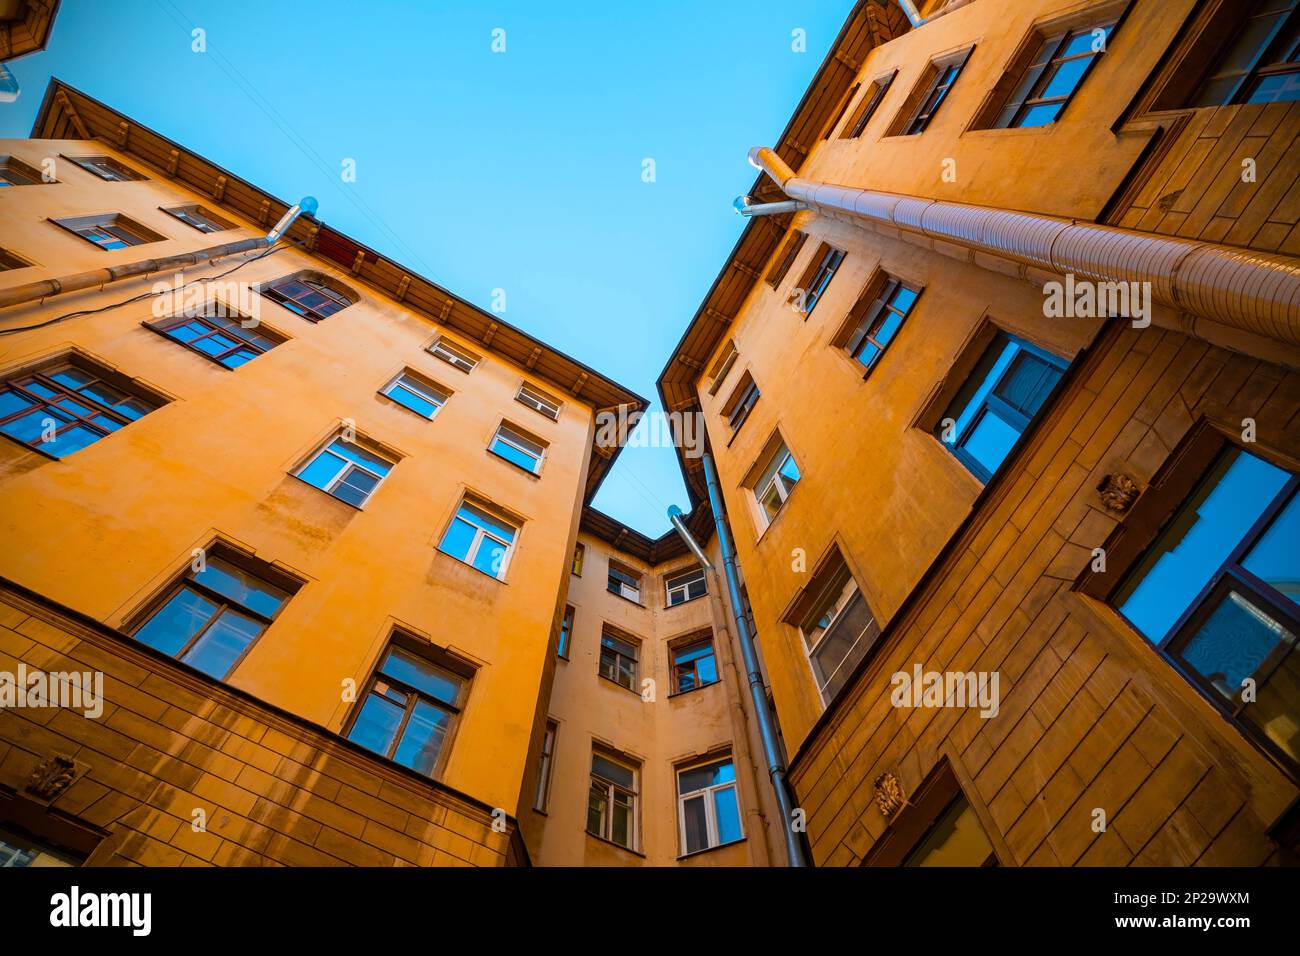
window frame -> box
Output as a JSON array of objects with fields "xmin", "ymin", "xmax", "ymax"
[
  {"xmin": 607, "ymin": 561, "xmax": 643, "ymax": 604},
  {"xmin": 428, "ymin": 337, "xmax": 480, "ymax": 373},
  {"xmin": 835, "ymin": 274, "xmax": 922, "ymax": 375},
  {"xmin": 789, "ymin": 242, "xmax": 846, "ymax": 317},
  {"xmin": 533, "ymin": 720, "xmax": 559, "ymax": 812},
  {"xmin": 489, "ymin": 421, "xmax": 547, "ymax": 475},
  {"xmin": 148, "ymin": 309, "xmax": 285, "ymax": 370},
  {"xmin": 0, "ymin": 155, "xmax": 46, "ymax": 186},
  {"xmin": 891, "ymin": 48, "xmax": 975, "ymax": 136},
  {"xmin": 863, "ymin": 760, "xmax": 999, "ymax": 867},
  {"xmin": 842, "ymin": 71, "xmax": 897, "ymax": 138},
  {"xmin": 294, "ymin": 435, "xmax": 395, "ymax": 509},
  {"xmin": 598, "ymin": 626, "xmax": 640, "ymax": 691},
  {"xmin": 65, "ymin": 154, "xmax": 146, "ymax": 182},
  {"xmin": 671, "ymin": 635, "xmax": 719, "ymax": 695},
  {"xmin": 665, "ymin": 566, "xmax": 708, "ymax": 607},
  {"xmin": 747, "ymin": 438, "xmax": 802, "ymax": 533},
  {"xmin": 380, "ymin": 370, "xmax": 450, "ymax": 420},
  {"xmin": 50, "ymin": 213, "xmax": 164, "ymax": 251},
  {"xmin": 720, "ymin": 370, "xmax": 760, "ymax": 434},
  {"xmin": 986, "ymin": 21, "xmax": 1116, "ymax": 129},
  {"xmin": 1100, "ymin": 435, "xmax": 1300, "ymax": 777},
  {"xmin": 438, "ymin": 499, "xmax": 519, "ymax": 581},
  {"xmin": 796, "ymin": 563, "xmax": 881, "ymax": 705},
  {"xmin": 259, "ymin": 273, "xmax": 354, "ymax": 322},
  {"xmin": 126, "ymin": 549, "xmax": 297, "ymax": 682},
  {"xmin": 1190, "ymin": 0, "xmax": 1300, "ymax": 107},
  {"xmin": 572, "ymin": 542, "xmax": 586, "ymax": 577},
  {"xmin": 160, "ymin": 203, "xmax": 236, "ymax": 234},
  {"xmin": 676, "ymin": 756, "xmax": 743, "ymax": 855},
  {"xmin": 516, "ymin": 383, "xmax": 562, "ymax": 421},
  {"xmin": 765, "ymin": 232, "xmax": 807, "ymax": 290},
  {"xmin": 587, "ymin": 749, "xmax": 639, "ymax": 851},
  {"xmin": 342, "ymin": 638, "xmax": 470, "ymax": 781},
  {"xmin": 557, "ymin": 605, "xmax": 575, "ymax": 659},
  {"xmin": 0, "ymin": 360, "xmax": 160, "ymax": 458},
  {"xmin": 0, "ymin": 247, "xmax": 33, "ymax": 271}
]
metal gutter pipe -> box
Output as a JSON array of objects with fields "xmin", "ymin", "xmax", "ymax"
[
  {"xmin": 747, "ymin": 145, "xmax": 1300, "ymax": 347},
  {"xmin": 0, "ymin": 196, "xmax": 319, "ymax": 312},
  {"xmin": 666, "ymin": 505, "xmax": 715, "ymax": 572},
  {"xmin": 733, "ymin": 195, "xmax": 809, "ymax": 218},
  {"xmin": 696, "ymin": 452, "xmax": 809, "ymax": 867}
]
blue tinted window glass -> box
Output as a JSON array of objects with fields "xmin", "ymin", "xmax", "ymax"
[
  {"xmin": 1180, "ymin": 590, "xmax": 1291, "ymax": 699},
  {"xmin": 952, "ymin": 341, "xmax": 1017, "ymax": 441},
  {"xmin": 714, "ymin": 786, "xmax": 742, "ymax": 843},
  {"xmin": 962, "ymin": 410, "xmax": 1021, "ymax": 478},
  {"xmin": 389, "ymin": 384, "xmax": 439, "ymax": 418},
  {"xmin": 393, "ymin": 699, "xmax": 452, "ymax": 776},
  {"xmin": 0, "ymin": 388, "xmax": 33, "ymax": 418},
  {"xmin": 329, "ymin": 440, "xmax": 391, "ymax": 476},
  {"xmin": 1041, "ymin": 54, "xmax": 1091, "ymax": 99},
  {"xmin": 380, "ymin": 648, "xmax": 461, "ymax": 704},
  {"xmin": 1120, "ymin": 450, "xmax": 1289, "ymax": 642},
  {"xmin": 348, "ymin": 693, "xmax": 404, "ymax": 757},
  {"xmin": 298, "ymin": 450, "xmax": 345, "ymax": 490},
  {"xmin": 1242, "ymin": 492, "xmax": 1300, "ymax": 608},
  {"xmin": 181, "ymin": 609, "xmax": 262, "ymax": 679},
  {"xmin": 1018, "ymin": 103, "xmax": 1064, "ymax": 127},
  {"xmin": 472, "ymin": 538, "xmax": 508, "ymax": 577},
  {"xmin": 439, "ymin": 517, "xmax": 477, "ymax": 561},
  {"xmin": 46, "ymin": 425, "xmax": 101, "ymax": 458},
  {"xmin": 491, "ymin": 436, "xmax": 539, "ymax": 472},
  {"xmin": 460, "ymin": 504, "xmax": 515, "ymax": 543},
  {"xmin": 134, "ymin": 587, "xmax": 218, "ymax": 658}
]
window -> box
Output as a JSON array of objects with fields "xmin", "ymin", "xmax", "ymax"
[
  {"xmin": 836, "ymin": 275, "xmax": 921, "ymax": 373},
  {"xmin": 864, "ymin": 761, "xmax": 997, "ymax": 866},
  {"xmin": 52, "ymin": 213, "xmax": 163, "ymax": 250},
  {"xmin": 842, "ymin": 72, "xmax": 896, "ymax": 138},
  {"xmin": 572, "ymin": 542, "xmax": 585, "ymax": 577},
  {"xmin": 748, "ymin": 439, "xmax": 801, "ymax": 529},
  {"xmin": 296, "ymin": 435, "xmax": 394, "ymax": 508},
  {"xmin": 790, "ymin": 242, "xmax": 845, "ymax": 316},
  {"xmin": 936, "ymin": 332, "xmax": 1067, "ymax": 483},
  {"xmin": 783, "ymin": 548, "xmax": 881, "ymax": 704},
  {"xmin": 558, "ymin": 605, "xmax": 575, "ymax": 658},
  {"xmin": 131, "ymin": 553, "xmax": 294, "ymax": 681},
  {"xmin": 161, "ymin": 204, "xmax": 234, "ymax": 233},
  {"xmin": 68, "ymin": 155, "xmax": 145, "ymax": 181},
  {"xmin": 824, "ymin": 82, "xmax": 861, "ymax": 139},
  {"xmin": 672, "ymin": 636, "xmax": 718, "ymax": 693},
  {"xmin": 766, "ymin": 232, "xmax": 807, "ymax": 289},
  {"xmin": 381, "ymin": 371, "xmax": 448, "ymax": 419},
  {"xmin": 588, "ymin": 749, "xmax": 638, "ymax": 850},
  {"xmin": 0, "ymin": 826, "xmax": 79, "ymax": 867},
  {"xmin": 516, "ymin": 383, "xmax": 562, "ymax": 421},
  {"xmin": 678, "ymin": 757, "xmax": 742, "ymax": 854},
  {"xmin": 0, "ymin": 248, "xmax": 32, "ymax": 271},
  {"xmin": 1114, "ymin": 446, "xmax": 1299, "ymax": 767},
  {"xmin": 0, "ymin": 155, "xmax": 43, "ymax": 186},
  {"xmin": 599, "ymin": 627, "xmax": 639, "ymax": 690},
  {"xmin": 990, "ymin": 22, "xmax": 1114, "ymax": 128},
  {"xmin": 1193, "ymin": 0, "xmax": 1300, "ymax": 106},
  {"xmin": 534, "ymin": 720, "xmax": 558, "ymax": 811},
  {"xmin": 260, "ymin": 273, "xmax": 353, "ymax": 321},
  {"xmin": 490, "ymin": 422, "xmax": 547, "ymax": 474},
  {"xmin": 0, "ymin": 361, "xmax": 158, "ymax": 458},
  {"xmin": 666, "ymin": 566, "xmax": 707, "ymax": 606},
  {"xmin": 707, "ymin": 340, "xmax": 739, "ymax": 395},
  {"xmin": 894, "ymin": 48, "xmax": 974, "ymax": 135},
  {"xmin": 428, "ymin": 337, "xmax": 480, "ymax": 373},
  {"xmin": 721, "ymin": 370, "xmax": 760, "ymax": 433},
  {"xmin": 607, "ymin": 561, "xmax": 642, "ymax": 603},
  {"xmin": 150, "ymin": 310, "xmax": 283, "ymax": 369},
  {"xmin": 439, "ymin": 499, "xmax": 518, "ymax": 580},
  {"xmin": 346, "ymin": 642, "xmax": 467, "ymax": 778}
]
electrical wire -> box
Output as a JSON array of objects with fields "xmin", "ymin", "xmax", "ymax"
[{"xmin": 0, "ymin": 238, "xmax": 298, "ymax": 336}]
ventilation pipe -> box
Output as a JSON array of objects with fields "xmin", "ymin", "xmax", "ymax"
[
  {"xmin": 0, "ymin": 196, "xmax": 319, "ymax": 312},
  {"xmin": 667, "ymin": 505, "xmax": 714, "ymax": 572},
  {"xmin": 896, "ymin": 0, "xmax": 925, "ymax": 26},
  {"xmin": 672, "ymin": 454, "xmax": 809, "ymax": 867},
  {"xmin": 733, "ymin": 195, "xmax": 809, "ymax": 218},
  {"xmin": 747, "ymin": 145, "xmax": 1300, "ymax": 348}
]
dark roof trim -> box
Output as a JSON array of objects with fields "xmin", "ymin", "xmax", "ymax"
[{"xmin": 580, "ymin": 503, "xmax": 714, "ymax": 567}]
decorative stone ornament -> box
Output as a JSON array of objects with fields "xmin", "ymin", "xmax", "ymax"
[
  {"xmin": 1097, "ymin": 473, "xmax": 1141, "ymax": 514},
  {"xmin": 25, "ymin": 753, "xmax": 88, "ymax": 801},
  {"xmin": 873, "ymin": 772, "xmax": 908, "ymax": 818}
]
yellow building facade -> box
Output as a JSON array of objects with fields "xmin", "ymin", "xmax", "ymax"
[{"xmin": 3, "ymin": 0, "xmax": 1300, "ymax": 869}]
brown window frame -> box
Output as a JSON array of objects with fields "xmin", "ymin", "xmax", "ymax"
[
  {"xmin": 889, "ymin": 47, "xmax": 975, "ymax": 136},
  {"xmin": 984, "ymin": 20, "xmax": 1117, "ymax": 129},
  {"xmin": 147, "ymin": 309, "xmax": 286, "ymax": 370},
  {"xmin": 259, "ymin": 272, "xmax": 355, "ymax": 322},
  {"xmin": 572, "ymin": 542, "xmax": 585, "ymax": 577},
  {"xmin": 0, "ymin": 154, "xmax": 47, "ymax": 186},
  {"xmin": 50, "ymin": 212, "xmax": 165, "ymax": 251},
  {"xmin": 823, "ymin": 82, "xmax": 861, "ymax": 139},
  {"xmin": 720, "ymin": 370, "xmax": 760, "ymax": 434},
  {"xmin": 765, "ymin": 231, "xmax": 808, "ymax": 289},
  {"xmin": 160, "ymin": 203, "xmax": 235, "ymax": 234},
  {"xmin": 558, "ymin": 604, "xmax": 575, "ymax": 659},
  {"xmin": 64, "ymin": 154, "xmax": 147, "ymax": 182},
  {"xmin": 833, "ymin": 272, "xmax": 923, "ymax": 376},
  {"xmin": 670, "ymin": 633, "xmax": 719, "ymax": 695},
  {"xmin": 598, "ymin": 625, "xmax": 641, "ymax": 691},
  {"xmin": 0, "ymin": 247, "xmax": 34, "ymax": 271},
  {"xmin": 789, "ymin": 242, "xmax": 845, "ymax": 317},
  {"xmin": 862, "ymin": 759, "xmax": 999, "ymax": 866},
  {"xmin": 1189, "ymin": 0, "xmax": 1300, "ymax": 107},
  {"xmin": 841, "ymin": 71, "xmax": 897, "ymax": 139}
]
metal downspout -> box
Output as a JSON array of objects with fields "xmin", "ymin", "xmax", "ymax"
[
  {"xmin": 700, "ymin": 451, "xmax": 808, "ymax": 867},
  {"xmin": 747, "ymin": 145, "xmax": 1300, "ymax": 347}
]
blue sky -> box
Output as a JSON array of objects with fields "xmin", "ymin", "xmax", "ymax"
[{"xmin": 1, "ymin": 0, "xmax": 853, "ymax": 536}]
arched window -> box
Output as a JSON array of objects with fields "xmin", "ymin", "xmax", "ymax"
[{"xmin": 259, "ymin": 271, "xmax": 355, "ymax": 321}]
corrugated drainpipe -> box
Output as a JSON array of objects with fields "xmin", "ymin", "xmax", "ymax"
[
  {"xmin": 0, "ymin": 197, "xmax": 319, "ymax": 311},
  {"xmin": 747, "ymin": 146, "xmax": 1300, "ymax": 350},
  {"xmin": 670, "ymin": 453, "xmax": 809, "ymax": 867}
]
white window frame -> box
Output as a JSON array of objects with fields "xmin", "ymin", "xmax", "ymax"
[
  {"xmin": 752, "ymin": 442, "xmax": 800, "ymax": 530},
  {"xmin": 516, "ymin": 383, "xmax": 562, "ymax": 420},
  {"xmin": 677, "ymin": 757, "xmax": 742, "ymax": 854},
  {"xmin": 589, "ymin": 751, "xmax": 639, "ymax": 850},
  {"xmin": 665, "ymin": 566, "xmax": 707, "ymax": 606},
  {"xmin": 533, "ymin": 720, "xmax": 558, "ymax": 812},
  {"xmin": 381, "ymin": 371, "xmax": 448, "ymax": 419},
  {"xmin": 441, "ymin": 501, "xmax": 518, "ymax": 580},
  {"xmin": 801, "ymin": 573, "xmax": 875, "ymax": 703},
  {"xmin": 607, "ymin": 562, "xmax": 642, "ymax": 603},
  {"xmin": 490, "ymin": 423, "xmax": 547, "ymax": 474},
  {"xmin": 429, "ymin": 337, "xmax": 480, "ymax": 373},
  {"xmin": 296, "ymin": 438, "xmax": 393, "ymax": 508}
]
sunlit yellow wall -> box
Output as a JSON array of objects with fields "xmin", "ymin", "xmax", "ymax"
[{"xmin": 0, "ymin": 138, "xmax": 598, "ymax": 817}]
